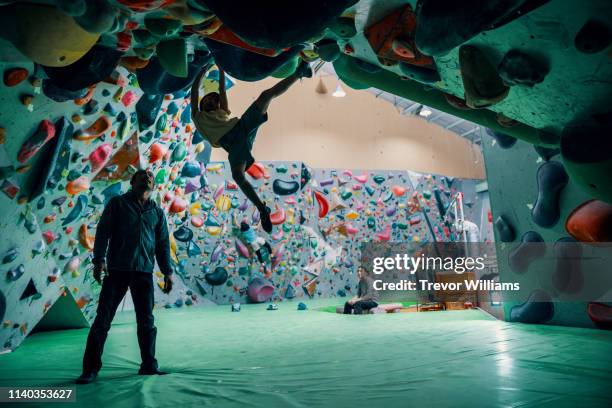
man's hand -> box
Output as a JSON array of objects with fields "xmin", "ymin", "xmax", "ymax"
[
  {"xmin": 348, "ymin": 297, "xmax": 359, "ymax": 305},
  {"xmin": 93, "ymin": 261, "xmax": 107, "ymax": 284},
  {"xmin": 163, "ymin": 274, "xmax": 174, "ymax": 294}
]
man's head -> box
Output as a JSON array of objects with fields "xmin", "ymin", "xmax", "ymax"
[
  {"xmin": 131, "ymin": 168, "xmax": 154, "ymax": 194},
  {"xmin": 200, "ymin": 92, "xmax": 220, "ymax": 112},
  {"xmin": 357, "ymin": 266, "xmax": 368, "ymax": 280},
  {"xmin": 240, "ymin": 221, "xmax": 250, "ymax": 232}
]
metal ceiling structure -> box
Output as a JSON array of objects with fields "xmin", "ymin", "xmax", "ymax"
[{"xmin": 320, "ymin": 63, "xmax": 482, "ymax": 145}]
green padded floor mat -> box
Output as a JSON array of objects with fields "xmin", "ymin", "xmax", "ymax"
[{"xmin": 1, "ymin": 301, "xmax": 611, "ymax": 408}]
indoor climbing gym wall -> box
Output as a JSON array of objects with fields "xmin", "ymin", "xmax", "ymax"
[
  {"xmin": 482, "ymin": 129, "xmax": 612, "ymax": 329},
  {"xmin": 0, "ymin": 55, "xmax": 486, "ymax": 352}
]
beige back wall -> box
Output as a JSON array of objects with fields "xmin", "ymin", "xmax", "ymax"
[{"xmin": 211, "ymin": 76, "xmax": 485, "ymax": 179}]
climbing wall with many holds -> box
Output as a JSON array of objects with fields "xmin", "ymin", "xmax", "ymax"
[
  {"xmin": 482, "ymin": 129, "xmax": 612, "ymax": 329},
  {"xmin": 1, "ymin": 57, "xmax": 487, "ymax": 351}
]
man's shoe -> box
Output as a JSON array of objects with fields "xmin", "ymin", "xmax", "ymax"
[
  {"xmin": 260, "ymin": 206, "xmax": 273, "ymax": 233},
  {"xmin": 75, "ymin": 371, "xmax": 98, "ymax": 384},
  {"xmin": 138, "ymin": 368, "xmax": 169, "ymax": 375},
  {"xmin": 296, "ymin": 60, "xmax": 313, "ymax": 78}
]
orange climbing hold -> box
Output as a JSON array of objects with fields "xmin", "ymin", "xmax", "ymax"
[
  {"xmin": 565, "ymin": 200, "xmax": 612, "ymax": 243},
  {"xmin": 392, "ymin": 185, "xmax": 407, "ymax": 197},
  {"xmin": 246, "ymin": 162, "xmax": 267, "ymax": 179},
  {"xmin": 149, "ymin": 143, "xmax": 168, "ymax": 163},
  {"xmin": 74, "ymin": 116, "xmax": 111, "ymax": 141},
  {"xmin": 364, "ymin": 4, "xmax": 434, "ymax": 68},
  {"xmin": 66, "ymin": 176, "xmax": 90, "ymax": 195},
  {"xmin": 78, "ymin": 224, "xmax": 95, "ymax": 251}
]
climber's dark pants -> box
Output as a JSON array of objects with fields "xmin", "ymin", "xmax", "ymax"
[
  {"xmin": 255, "ymin": 242, "xmax": 273, "ymax": 264},
  {"xmin": 344, "ymin": 300, "xmax": 378, "ymax": 315},
  {"xmin": 82, "ymin": 270, "xmax": 157, "ymax": 373}
]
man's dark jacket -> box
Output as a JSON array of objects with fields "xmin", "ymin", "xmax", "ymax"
[{"xmin": 92, "ymin": 190, "xmax": 174, "ymax": 276}]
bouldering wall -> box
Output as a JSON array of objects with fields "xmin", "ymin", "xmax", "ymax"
[
  {"xmin": 482, "ymin": 129, "xmax": 612, "ymax": 329},
  {"xmin": 0, "ymin": 52, "xmax": 487, "ymax": 353},
  {"xmin": 172, "ymin": 162, "xmax": 486, "ymax": 305}
]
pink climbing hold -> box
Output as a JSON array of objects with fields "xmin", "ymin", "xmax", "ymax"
[
  {"xmin": 270, "ymin": 205, "xmax": 286, "ymax": 225},
  {"xmin": 89, "ymin": 143, "xmax": 113, "ymax": 173},
  {"xmin": 17, "ymin": 120, "xmax": 56, "ymax": 163},
  {"xmin": 169, "ymin": 197, "xmax": 187, "ymax": 213},
  {"xmin": 247, "ymin": 277, "xmax": 275, "ymax": 303},
  {"xmin": 235, "ymin": 238, "xmax": 250, "ymax": 258},
  {"xmin": 345, "ymin": 223, "xmax": 359, "ymax": 235},
  {"xmin": 354, "ymin": 173, "xmax": 368, "ymax": 183},
  {"xmin": 392, "ymin": 185, "xmax": 407, "ymax": 197},
  {"xmin": 213, "ymin": 184, "xmax": 224, "ymax": 200},
  {"xmin": 121, "ymin": 90, "xmax": 138, "ymax": 107},
  {"xmin": 42, "ymin": 230, "xmax": 56, "ymax": 244},
  {"xmin": 375, "ymin": 225, "xmax": 391, "ymax": 242},
  {"xmin": 191, "ymin": 216, "xmax": 204, "ymax": 228}
]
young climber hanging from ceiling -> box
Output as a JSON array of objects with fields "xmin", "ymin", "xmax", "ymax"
[{"xmin": 190, "ymin": 62, "xmax": 312, "ymax": 233}]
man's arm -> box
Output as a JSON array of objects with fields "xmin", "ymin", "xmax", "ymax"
[
  {"xmin": 219, "ymin": 69, "xmax": 230, "ymax": 115},
  {"xmin": 190, "ymin": 67, "xmax": 207, "ymax": 117},
  {"xmin": 155, "ymin": 208, "xmax": 174, "ymax": 276},
  {"xmin": 92, "ymin": 197, "xmax": 116, "ymax": 265}
]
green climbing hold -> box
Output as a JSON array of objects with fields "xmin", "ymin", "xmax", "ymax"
[
  {"xmin": 144, "ymin": 18, "xmax": 182, "ymax": 38},
  {"xmin": 329, "ymin": 16, "xmax": 357, "ymax": 39},
  {"xmin": 373, "ymin": 175, "xmax": 385, "ymax": 184},
  {"xmin": 156, "ymin": 113, "xmax": 168, "ymax": 132},
  {"xmin": 157, "ymin": 38, "xmax": 188, "ymax": 78},
  {"xmin": 155, "ymin": 169, "xmax": 167, "ymax": 184},
  {"xmin": 340, "ymin": 190, "xmax": 352, "ymax": 200},
  {"xmin": 171, "ymin": 143, "xmax": 187, "ymax": 163},
  {"xmin": 367, "ymin": 217, "xmax": 376, "ymax": 229}
]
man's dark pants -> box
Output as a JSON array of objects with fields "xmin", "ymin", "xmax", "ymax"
[
  {"xmin": 82, "ymin": 270, "xmax": 157, "ymax": 373},
  {"xmin": 344, "ymin": 300, "xmax": 378, "ymax": 315}
]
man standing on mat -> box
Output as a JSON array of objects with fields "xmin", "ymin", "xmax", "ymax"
[
  {"xmin": 76, "ymin": 169, "xmax": 174, "ymax": 384},
  {"xmin": 190, "ymin": 62, "xmax": 312, "ymax": 233},
  {"xmin": 344, "ymin": 266, "xmax": 380, "ymax": 314}
]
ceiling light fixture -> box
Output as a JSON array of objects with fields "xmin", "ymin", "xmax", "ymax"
[
  {"xmin": 419, "ymin": 108, "xmax": 432, "ymax": 117},
  {"xmin": 332, "ymin": 83, "xmax": 346, "ymax": 98}
]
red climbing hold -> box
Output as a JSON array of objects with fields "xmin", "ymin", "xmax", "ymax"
[
  {"xmin": 17, "ymin": 120, "xmax": 56, "ymax": 163},
  {"xmin": 314, "ymin": 190, "xmax": 329, "ymax": 218},
  {"xmin": 246, "ymin": 162, "xmax": 266, "ymax": 179},
  {"xmin": 587, "ymin": 302, "xmax": 612, "ymax": 330},
  {"xmin": 89, "ymin": 143, "xmax": 113, "ymax": 173},
  {"xmin": 3, "ymin": 67, "xmax": 29, "ymax": 87}
]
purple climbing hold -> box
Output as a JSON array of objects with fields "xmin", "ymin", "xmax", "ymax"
[
  {"xmin": 508, "ymin": 231, "xmax": 545, "ymax": 273},
  {"xmin": 574, "ymin": 19, "xmax": 611, "ymax": 54},
  {"xmin": 247, "ymin": 276, "xmax": 275, "ymax": 303},
  {"xmin": 532, "ymin": 161, "xmax": 569, "ymax": 228},
  {"xmin": 553, "ymin": 237, "xmax": 583, "ymax": 294},
  {"xmin": 494, "ymin": 215, "xmax": 515, "ymax": 242},
  {"xmin": 510, "ymin": 289, "xmax": 554, "ymax": 324},
  {"xmin": 205, "ymin": 267, "xmax": 228, "ymax": 286}
]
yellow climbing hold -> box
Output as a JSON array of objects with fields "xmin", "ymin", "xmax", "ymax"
[
  {"xmin": 215, "ymin": 194, "xmax": 231, "ymax": 212},
  {"xmin": 0, "ymin": 3, "xmax": 99, "ymax": 67},
  {"xmin": 207, "ymin": 226, "xmax": 222, "ymax": 236}
]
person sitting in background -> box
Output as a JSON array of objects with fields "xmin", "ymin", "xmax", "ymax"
[
  {"xmin": 344, "ymin": 266, "xmax": 380, "ymax": 314},
  {"xmin": 240, "ymin": 221, "xmax": 273, "ymax": 274}
]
